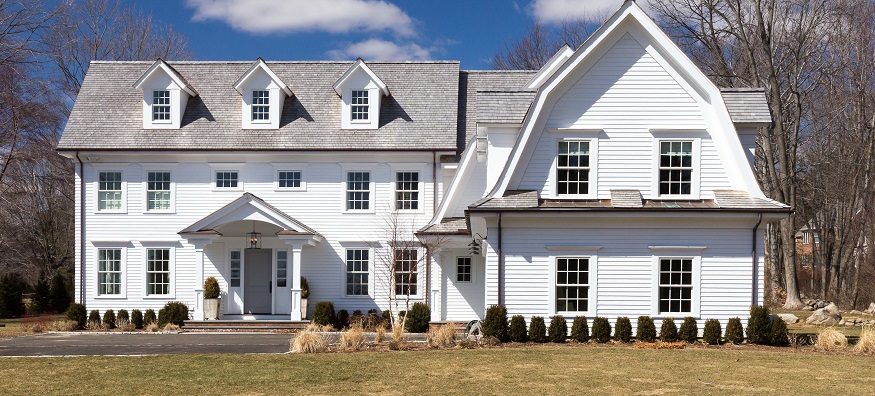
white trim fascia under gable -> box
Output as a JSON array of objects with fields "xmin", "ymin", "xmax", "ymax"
[
  {"xmin": 233, "ymin": 58, "xmax": 293, "ymax": 96},
  {"xmin": 179, "ymin": 193, "xmax": 314, "ymax": 235},
  {"xmin": 333, "ymin": 58, "xmax": 389, "ymax": 97},
  {"xmin": 133, "ymin": 59, "xmax": 198, "ymax": 96},
  {"xmin": 526, "ymin": 44, "xmax": 574, "ymax": 90},
  {"xmin": 488, "ymin": 0, "xmax": 767, "ymax": 202},
  {"xmin": 424, "ymin": 136, "xmax": 478, "ymax": 228}
]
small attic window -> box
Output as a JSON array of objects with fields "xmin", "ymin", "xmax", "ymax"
[
  {"xmin": 152, "ymin": 90, "xmax": 171, "ymax": 121},
  {"xmin": 251, "ymin": 90, "xmax": 270, "ymax": 121},
  {"xmin": 351, "ymin": 90, "xmax": 369, "ymax": 121}
]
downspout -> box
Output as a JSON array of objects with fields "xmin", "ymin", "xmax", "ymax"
[
  {"xmin": 751, "ymin": 213, "xmax": 763, "ymax": 307},
  {"xmin": 498, "ymin": 212, "xmax": 503, "ymax": 306},
  {"xmin": 426, "ymin": 151, "xmax": 437, "ymax": 307},
  {"xmin": 75, "ymin": 152, "xmax": 86, "ymax": 304}
]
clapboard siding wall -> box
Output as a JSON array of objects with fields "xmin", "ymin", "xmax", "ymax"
[
  {"xmin": 517, "ymin": 33, "xmax": 734, "ymax": 199},
  {"xmin": 437, "ymin": 248, "xmax": 485, "ymax": 321},
  {"xmin": 79, "ymin": 152, "xmax": 439, "ymax": 314}
]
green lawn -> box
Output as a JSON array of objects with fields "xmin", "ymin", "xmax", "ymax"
[{"xmin": 0, "ymin": 345, "xmax": 872, "ymax": 395}]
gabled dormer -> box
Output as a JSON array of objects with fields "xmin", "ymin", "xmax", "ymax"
[
  {"xmin": 234, "ymin": 58, "xmax": 292, "ymax": 129},
  {"xmin": 133, "ymin": 59, "xmax": 198, "ymax": 129},
  {"xmin": 333, "ymin": 59, "xmax": 389, "ymax": 130}
]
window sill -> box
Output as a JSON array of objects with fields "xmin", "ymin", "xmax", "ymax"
[
  {"xmin": 275, "ymin": 188, "xmax": 306, "ymax": 192},
  {"xmin": 94, "ymin": 295, "xmax": 127, "ymax": 300},
  {"xmin": 94, "ymin": 210, "xmax": 128, "ymax": 215},
  {"xmin": 211, "ymin": 187, "xmax": 244, "ymax": 192},
  {"xmin": 144, "ymin": 210, "xmax": 176, "ymax": 215},
  {"xmin": 344, "ymin": 294, "xmax": 373, "ymax": 299},
  {"xmin": 342, "ymin": 210, "xmax": 376, "ymax": 214},
  {"xmin": 143, "ymin": 295, "xmax": 175, "ymax": 300}
]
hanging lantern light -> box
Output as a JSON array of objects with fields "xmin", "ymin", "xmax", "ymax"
[{"xmin": 246, "ymin": 221, "xmax": 261, "ymax": 249}]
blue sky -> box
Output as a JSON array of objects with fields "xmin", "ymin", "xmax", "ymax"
[{"xmin": 136, "ymin": 0, "xmax": 619, "ymax": 69}]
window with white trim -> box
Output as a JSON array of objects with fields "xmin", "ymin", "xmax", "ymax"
[
  {"xmin": 147, "ymin": 248, "xmax": 171, "ymax": 296},
  {"xmin": 251, "ymin": 90, "xmax": 270, "ymax": 121},
  {"xmin": 98, "ymin": 248, "xmax": 122, "ymax": 295},
  {"xmin": 152, "ymin": 90, "xmax": 170, "ymax": 121},
  {"xmin": 345, "ymin": 249, "xmax": 369, "ymax": 296},
  {"xmin": 556, "ymin": 257, "xmax": 589, "ymax": 312},
  {"xmin": 230, "ymin": 250, "xmax": 241, "ymax": 287},
  {"xmin": 557, "ymin": 141, "xmax": 590, "ymax": 196},
  {"xmin": 802, "ymin": 232, "xmax": 810, "ymax": 244},
  {"xmin": 456, "ymin": 256, "xmax": 472, "ymax": 283},
  {"xmin": 351, "ymin": 90, "xmax": 368, "ymax": 121},
  {"xmin": 658, "ymin": 258, "xmax": 693, "ymax": 313},
  {"xmin": 278, "ymin": 171, "xmax": 302, "ymax": 189},
  {"xmin": 215, "ymin": 171, "xmax": 238, "ymax": 188},
  {"xmin": 395, "ymin": 171, "xmax": 419, "ymax": 210},
  {"xmin": 146, "ymin": 171, "xmax": 171, "ymax": 211},
  {"xmin": 658, "ymin": 141, "xmax": 693, "ymax": 196},
  {"xmin": 346, "ymin": 171, "xmax": 370, "ymax": 210},
  {"xmin": 98, "ymin": 171, "xmax": 122, "ymax": 211},
  {"xmin": 276, "ymin": 250, "xmax": 288, "ymax": 288},
  {"xmin": 394, "ymin": 249, "xmax": 417, "ymax": 296}
]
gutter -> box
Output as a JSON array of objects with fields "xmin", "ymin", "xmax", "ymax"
[
  {"xmin": 751, "ymin": 213, "xmax": 763, "ymax": 306},
  {"xmin": 75, "ymin": 152, "xmax": 86, "ymax": 304}
]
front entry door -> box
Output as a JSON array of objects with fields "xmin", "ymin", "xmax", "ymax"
[{"xmin": 244, "ymin": 249, "xmax": 272, "ymax": 314}]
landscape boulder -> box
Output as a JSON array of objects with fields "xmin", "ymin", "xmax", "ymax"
[
  {"xmin": 865, "ymin": 302, "xmax": 875, "ymax": 315},
  {"xmin": 805, "ymin": 303, "xmax": 842, "ymax": 325},
  {"xmin": 777, "ymin": 313, "xmax": 799, "ymax": 324}
]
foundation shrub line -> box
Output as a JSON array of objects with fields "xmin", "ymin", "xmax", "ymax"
[
  {"xmin": 614, "ymin": 317, "xmax": 632, "ymax": 343},
  {"xmin": 746, "ymin": 305, "xmax": 771, "ymax": 345},
  {"xmin": 337, "ymin": 309, "xmax": 349, "ymax": 329},
  {"xmin": 365, "ymin": 309, "xmax": 383, "ymax": 330},
  {"xmin": 143, "ymin": 309, "xmax": 156, "ymax": 325},
  {"xmin": 570, "ymin": 316, "xmax": 589, "ymax": 343},
  {"xmin": 312, "ymin": 302, "xmax": 336, "ymax": 328},
  {"xmin": 382, "ymin": 310, "xmax": 392, "ymax": 324},
  {"xmin": 548, "ymin": 315, "xmax": 568, "ymax": 343},
  {"xmin": 349, "ymin": 310, "xmax": 364, "ymax": 327},
  {"xmin": 203, "ymin": 277, "xmax": 220, "ymax": 299},
  {"xmin": 591, "ymin": 317, "xmax": 611, "ymax": 343},
  {"xmin": 404, "ymin": 302, "xmax": 431, "ymax": 333},
  {"xmin": 481, "ymin": 305, "xmax": 509, "ymax": 342},
  {"xmin": 88, "ymin": 310, "xmax": 101, "ymax": 327},
  {"xmin": 157, "ymin": 302, "xmax": 189, "ymax": 327},
  {"xmin": 703, "ymin": 319, "xmax": 722, "ymax": 345},
  {"xmin": 636, "ymin": 316, "xmax": 656, "ymax": 342},
  {"xmin": 131, "ymin": 309, "xmax": 143, "ymax": 329},
  {"xmin": 678, "ymin": 317, "xmax": 698, "ymax": 343},
  {"xmin": 65, "ymin": 303, "xmax": 87, "ymax": 330},
  {"xmin": 725, "ymin": 317, "xmax": 744, "ymax": 344},
  {"xmin": 116, "ymin": 309, "xmax": 129, "ymax": 324},
  {"xmin": 509, "ymin": 315, "xmax": 528, "ymax": 342},
  {"xmin": 102, "ymin": 309, "xmax": 116, "ymax": 329},
  {"xmin": 770, "ymin": 317, "xmax": 789, "ymax": 347},
  {"xmin": 659, "ymin": 317, "xmax": 678, "ymax": 342},
  {"xmin": 529, "ymin": 316, "xmax": 547, "ymax": 343}
]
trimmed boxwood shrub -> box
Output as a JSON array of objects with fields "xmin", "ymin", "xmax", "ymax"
[
  {"xmin": 312, "ymin": 301, "xmax": 336, "ymax": 327},
  {"xmin": 528, "ymin": 316, "xmax": 547, "ymax": 343},
  {"xmin": 117, "ymin": 309, "xmax": 130, "ymax": 324},
  {"xmin": 678, "ymin": 317, "xmax": 698, "ymax": 343},
  {"xmin": 103, "ymin": 309, "xmax": 116, "ymax": 329},
  {"xmin": 703, "ymin": 318, "xmax": 722, "ymax": 345},
  {"xmin": 65, "ymin": 303, "xmax": 87, "ymax": 330},
  {"xmin": 404, "ymin": 302, "xmax": 431, "ymax": 333},
  {"xmin": 770, "ymin": 317, "xmax": 789, "ymax": 346},
  {"xmin": 88, "ymin": 309, "xmax": 101, "ymax": 326},
  {"xmin": 570, "ymin": 316, "xmax": 589, "ymax": 343},
  {"xmin": 158, "ymin": 301, "xmax": 189, "ymax": 327},
  {"xmin": 204, "ymin": 276, "xmax": 221, "ymax": 299},
  {"xmin": 725, "ymin": 317, "xmax": 744, "ymax": 344},
  {"xmin": 509, "ymin": 315, "xmax": 528, "ymax": 342},
  {"xmin": 636, "ymin": 316, "xmax": 656, "ymax": 342},
  {"xmin": 481, "ymin": 305, "xmax": 509, "ymax": 342},
  {"xmin": 591, "ymin": 317, "xmax": 611, "ymax": 343},
  {"xmin": 548, "ymin": 315, "xmax": 568, "ymax": 343},
  {"xmin": 614, "ymin": 317, "xmax": 632, "ymax": 343},
  {"xmin": 746, "ymin": 305, "xmax": 771, "ymax": 345},
  {"xmin": 659, "ymin": 317, "xmax": 678, "ymax": 342},
  {"xmin": 337, "ymin": 309, "xmax": 350, "ymax": 329},
  {"xmin": 144, "ymin": 309, "xmax": 157, "ymax": 325},
  {"xmin": 131, "ymin": 309, "xmax": 144, "ymax": 329}
]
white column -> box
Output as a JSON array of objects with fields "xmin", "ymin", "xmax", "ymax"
[
  {"xmin": 430, "ymin": 250, "xmax": 443, "ymax": 321},
  {"xmin": 288, "ymin": 243, "xmax": 303, "ymax": 321},
  {"xmin": 193, "ymin": 246, "xmax": 205, "ymax": 320}
]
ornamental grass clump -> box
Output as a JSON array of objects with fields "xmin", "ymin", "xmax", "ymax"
[
  {"xmin": 528, "ymin": 316, "xmax": 547, "ymax": 343},
  {"xmin": 591, "ymin": 317, "xmax": 611, "ymax": 343},
  {"xmin": 702, "ymin": 319, "xmax": 722, "ymax": 345},
  {"xmin": 746, "ymin": 305, "xmax": 771, "ymax": 345},
  {"xmin": 614, "ymin": 317, "xmax": 632, "ymax": 343},
  {"xmin": 659, "ymin": 317, "xmax": 678, "ymax": 342},
  {"xmin": 509, "ymin": 315, "xmax": 528, "ymax": 342},
  {"xmin": 131, "ymin": 309, "xmax": 144, "ymax": 329},
  {"xmin": 853, "ymin": 326, "xmax": 875, "ymax": 354},
  {"xmin": 815, "ymin": 327, "xmax": 847, "ymax": 351},
  {"xmin": 339, "ymin": 322, "xmax": 365, "ymax": 351},
  {"xmin": 291, "ymin": 329, "xmax": 329, "ymax": 353},
  {"xmin": 636, "ymin": 316, "xmax": 656, "ymax": 342},
  {"xmin": 570, "ymin": 316, "xmax": 589, "ymax": 343},
  {"xmin": 725, "ymin": 317, "xmax": 744, "ymax": 344},
  {"xmin": 427, "ymin": 322, "xmax": 457, "ymax": 349},
  {"xmin": 481, "ymin": 304, "xmax": 509, "ymax": 342}
]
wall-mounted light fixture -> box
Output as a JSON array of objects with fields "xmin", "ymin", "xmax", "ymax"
[{"xmin": 246, "ymin": 221, "xmax": 261, "ymax": 249}]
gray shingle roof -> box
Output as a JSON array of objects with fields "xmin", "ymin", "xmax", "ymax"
[
  {"xmin": 458, "ymin": 70, "xmax": 537, "ymax": 150},
  {"xmin": 58, "ymin": 61, "xmax": 460, "ymax": 151},
  {"xmin": 416, "ymin": 218, "xmax": 469, "ymax": 235},
  {"xmin": 720, "ymin": 88, "xmax": 772, "ymax": 124},
  {"xmin": 610, "ymin": 190, "xmax": 643, "ymax": 208},
  {"xmin": 713, "ymin": 190, "xmax": 789, "ymax": 210},
  {"xmin": 476, "ymin": 91, "xmax": 536, "ymax": 124}
]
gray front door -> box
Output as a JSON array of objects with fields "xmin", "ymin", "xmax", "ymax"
[{"xmin": 244, "ymin": 249, "xmax": 272, "ymax": 314}]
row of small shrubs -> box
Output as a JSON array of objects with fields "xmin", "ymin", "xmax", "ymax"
[
  {"xmin": 311, "ymin": 302, "xmax": 432, "ymax": 333},
  {"xmin": 64, "ymin": 301, "xmax": 188, "ymax": 330}
]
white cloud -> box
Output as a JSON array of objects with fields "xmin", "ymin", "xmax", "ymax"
[
  {"xmin": 185, "ymin": 0, "xmax": 415, "ymax": 35},
  {"xmin": 529, "ymin": 0, "xmax": 650, "ymax": 23},
  {"xmin": 328, "ymin": 39, "xmax": 432, "ymax": 61}
]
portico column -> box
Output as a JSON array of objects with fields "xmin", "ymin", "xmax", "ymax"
[
  {"xmin": 430, "ymin": 249, "xmax": 443, "ymax": 321},
  {"xmin": 186, "ymin": 236, "xmax": 217, "ymax": 321},
  {"xmin": 287, "ymin": 243, "xmax": 304, "ymax": 321}
]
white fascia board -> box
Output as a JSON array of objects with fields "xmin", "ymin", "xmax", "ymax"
[
  {"xmin": 425, "ymin": 137, "xmax": 478, "ymax": 227},
  {"xmin": 180, "ymin": 193, "xmax": 307, "ymax": 234},
  {"xmin": 525, "ymin": 44, "xmax": 573, "ymax": 89},
  {"xmin": 333, "ymin": 58, "xmax": 389, "ymax": 96},
  {"xmin": 233, "ymin": 58, "xmax": 292, "ymax": 96},
  {"xmin": 133, "ymin": 59, "xmax": 198, "ymax": 96}
]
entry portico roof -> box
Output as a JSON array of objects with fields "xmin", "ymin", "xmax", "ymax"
[{"xmin": 179, "ymin": 193, "xmax": 321, "ymax": 237}]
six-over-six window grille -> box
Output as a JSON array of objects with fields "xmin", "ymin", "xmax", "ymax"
[
  {"xmin": 556, "ymin": 257, "xmax": 589, "ymax": 312},
  {"xmin": 98, "ymin": 171, "xmax": 122, "ymax": 210},
  {"xmin": 215, "ymin": 171, "xmax": 238, "ymax": 188},
  {"xmin": 394, "ymin": 249, "xmax": 417, "ymax": 296},
  {"xmin": 152, "ymin": 90, "xmax": 170, "ymax": 121},
  {"xmin": 346, "ymin": 249, "xmax": 369, "ymax": 296},
  {"xmin": 658, "ymin": 141, "xmax": 693, "ymax": 195},
  {"xmin": 147, "ymin": 171, "xmax": 171, "ymax": 210},
  {"xmin": 346, "ymin": 171, "xmax": 370, "ymax": 210},
  {"xmin": 278, "ymin": 171, "xmax": 302, "ymax": 189},
  {"xmin": 98, "ymin": 249, "xmax": 122, "ymax": 295},
  {"xmin": 395, "ymin": 171, "xmax": 419, "ymax": 210},
  {"xmin": 557, "ymin": 141, "xmax": 590, "ymax": 195},
  {"xmin": 147, "ymin": 248, "xmax": 171, "ymax": 295},
  {"xmin": 658, "ymin": 258, "xmax": 693, "ymax": 313},
  {"xmin": 252, "ymin": 90, "xmax": 270, "ymax": 121},
  {"xmin": 351, "ymin": 90, "xmax": 368, "ymax": 121}
]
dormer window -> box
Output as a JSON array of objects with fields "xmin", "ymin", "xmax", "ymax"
[
  {"xmin": 234, "ymin": 58, "xmax": 292, "ymax": 129},
  {"xmin": 334, "ymin": 59, "xmax": 389, "ymax": 130},
  {"xmin": 351, "ymin": 90, "xmax": 369, "ymax": 121},
  {"xmin": 251, "ymin": 90, "xmax": 270, "ymax": 121},
  {"xmin": 152, "ymin": 90, "xmax": 171, "ymax": 121},
  {"xmin": 133, "ymin": 59, "xmax": 197, "ymax": 129}
]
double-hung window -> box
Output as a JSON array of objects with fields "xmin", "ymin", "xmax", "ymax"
[
  {"xmin": 147, "ymin": 248, "xmax": 171, "ymax": 296},
  {"xmin": 351, "ymin": 90, "xmax": 368, "ymax": 121},
  {"xmin": 658, "ymin": 258, "xmax": 693, "ymax": 314},
  {"xmin": 229, "ymin": 251, "xmax": 241, "ymax": 287},
  {"xmin": 556, "ymin": 257, "xmax": 589, "ymax": 312},
  {"xmin": 251, "ymin": 90, "xmax": 270, "ymax": 121},
  {"xmin": 395, "ymin": 171, "xmax": 419, "ymax": 210},
  {"xmin": 216, "ymin": 171, "xmax": 239, "ymax": 188},
  {"xmin": 456, "ymin": 257, "xmax": 472, "ymax": 282},
  {"xmin": 152, "ymin": 90, "xmax": 171, "ymax": 121},
  {"xmin": 97, "ymin": 248, "xmax": 122, "ymax": 295},
  {"xmin": 394, "ymin": 249, "xmax": 418, "ymax": 296},
  {"xmin": 658, "ymin": 141, "xmax": 693, "ymax": 196},
  {"xmin": 98, "ymin": 171, "xmax": 122, "ymax": 211},
  {"xmin": 346, "ymin": 171, "xmax": 370, "ymax": 210},
  {"xmin": 557, "ymin": 141, "xmax": 590, "ymax": 196},
  {"xmin": 146, "ymin": 171, "xmax": 171, "ymax": 211},
  {"xmin": 345, "ymin": 249, "xmax": 369, "ymax": 296}
]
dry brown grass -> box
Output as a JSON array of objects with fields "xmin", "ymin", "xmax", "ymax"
[
  {"xmin": 48, "ymin": 320, "xmax": 79, "ymax": 332},
  {"xmin": 374, "ymin": 325, "xmax": 386, "ymax": 343},
  {"xmin": 391, "ymin": 319, "xmax": 405, "ymax": 343},
  {"xmin": 86, "ymin": 320, "xmax": 106, "ymax": 331},
  {"xmin": 144, "ymin": 323, "xmax": 160, "ymax": 332},
  {"xmin": 814, "ymin": 327, "xmax": 848, "ymax": 351},
  {"xmin": 291, "ymin": 330, "xmax": 328, "ymax": 353},
  {"xmin": 116, "ymin": 319, "xmax": 135, "ymax": 332},
  {"xmin": 339, "ymin": 322, "xmax": 365, "ymax": 351},
  {"xmin": 427, "ymin": 322, "xmax": 457, "ymax": 349},
  {"xmin": 633, "ymin": 341, "xmax": 687, "ymax": 349},
  {"xmin": 853, "ymin": 326, "xmax": 875, "ymax": 354},
  {"xmin": 162, "ymin": 324, "xmax": 181, "ymax": 332}
]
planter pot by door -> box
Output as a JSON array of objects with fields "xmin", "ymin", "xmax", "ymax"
[{"xmin": 204, "ymin": 298, "xmax": 221, "ymax": 320}]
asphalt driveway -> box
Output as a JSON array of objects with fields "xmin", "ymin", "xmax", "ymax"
[{"xmin": 0, "ymin": 333, "xmax": 292, "ymax": 357}]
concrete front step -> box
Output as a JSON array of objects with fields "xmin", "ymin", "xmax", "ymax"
[{"xmin": 184, "ymin": 320, "xmax": 310, "ymax": 332}]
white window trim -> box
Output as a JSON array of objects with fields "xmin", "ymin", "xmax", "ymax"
[
  {"xmin": 250, "ymin": 89, "xmax": 271, "ymax": 124},
  {"xmin": 551, "ymin": 137, "xmax": 599, "ymax": 199},
  {"xmin": 229, "ymin": 249, "xmax": 242, "ymax": 289},
  {"xmin": 141, "ymin": 166, "xmax": 176, "ymax": 214},
  {"xmin": 210, "ymin": 164, "xmax": 244, "ymax": 191},
  {"xmin": 393, "ymin": 247, "xmax": 424, "ymax": 299},
  {"xmin": 94, "ymin": 168, "xmax": 127, "ymax": 214},
  {"xmin": 348, "ymin": 88, "xmax": 372, "ymax": 125},
  {"xmin": 272, "ymin": 163, "xmax": 308, "ymax": 191},
  {"xmin": 389, "ymin": 164, "xmax": 425, "ymax": 213},
  {"xmin": 340, "ymin": 163, "xmax": 377, "ymax": 213},
  {"xmin": 549, "ymin": 253, "xmax": 597, "ymax": 316},
  {"xmin": 150, "ymin": 90, "xmax": 172, "ymax": 124},
  {"xmin": 650, "ymin": 253, "xmax": 702, "ymax": 318},
  {"xmin": 94, "ymin": 246, "xmax": 126, "ymax": 299},
  {"xmin": 142, "ymin": 245, "xmax": 176, "ymax": 299},
  {"xmin": 343, "ymin": 247, "xmax": 373, "ymax": 298},
  {"xmin": 651, "ymin": 137, "xmax": 702, "ymax": 200},
  {"xmin": 455, "ymin": 256, "xmax": 473, "ymax": 283}
]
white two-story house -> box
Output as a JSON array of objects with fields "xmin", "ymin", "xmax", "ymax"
[{"xmin": 58, "ymin": 1, "xmax": 789, "ymax": 327}]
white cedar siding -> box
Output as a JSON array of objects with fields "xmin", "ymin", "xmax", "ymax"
[
  {"xmin": 516, "ymin": 33, "xmax": 732, "ymax": 199},
  {"xmin": 735, "ymin": 126, "xmax": 758, "ymax": 170},
  {"xmin": 238, "ymin": 69, "xmax": 286, "ymax": 130},
  {"xmin": 440, "ymin": 248, "xmax": 485, "ymax": 321}
]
